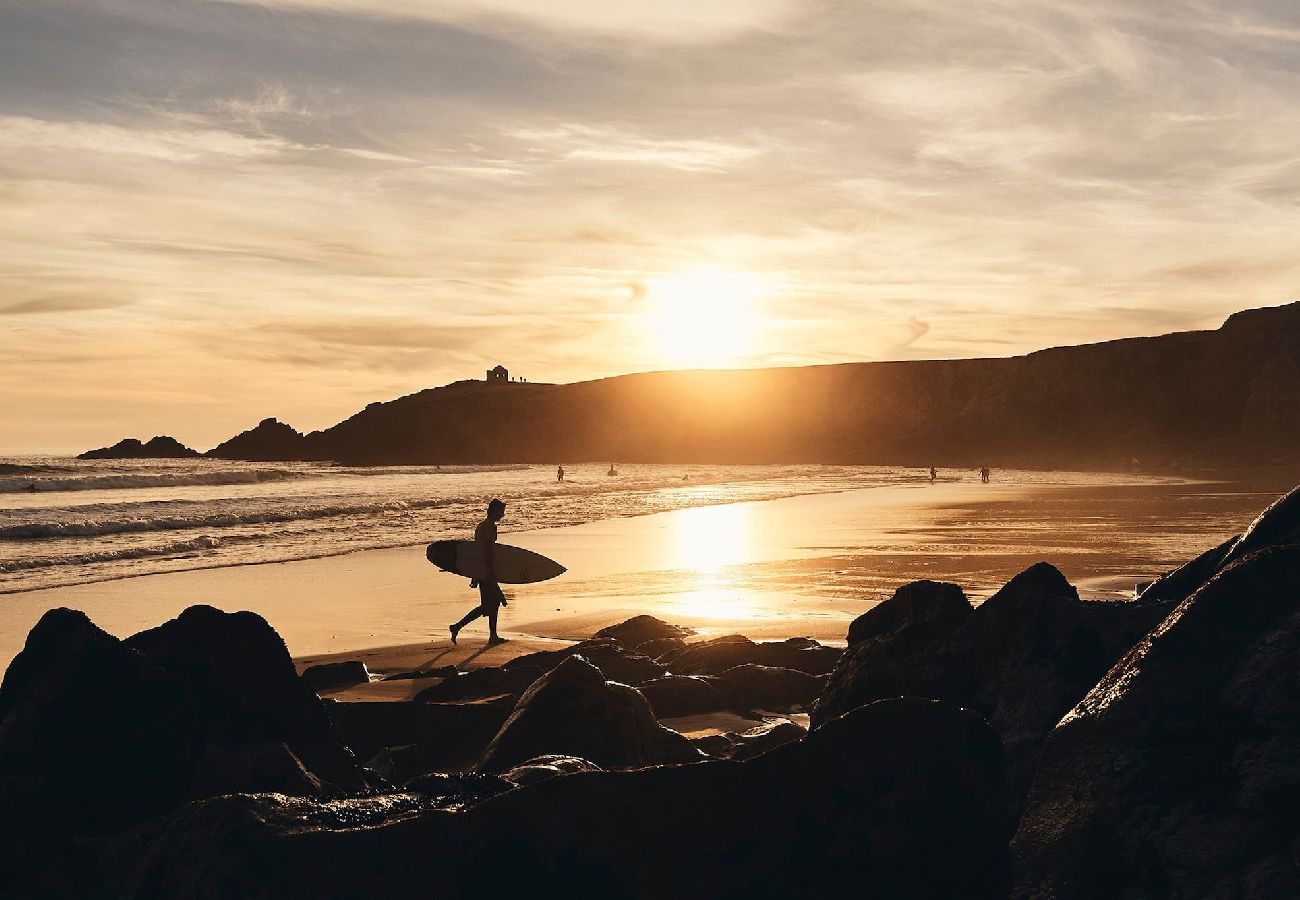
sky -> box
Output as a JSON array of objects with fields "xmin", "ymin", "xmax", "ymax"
[{"xmin": 4, "ymin": 0, "xmax": 1300, "ymax": 453}]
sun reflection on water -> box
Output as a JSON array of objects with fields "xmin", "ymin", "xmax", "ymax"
[
  {"xmin": 672, "ymin": 504, "xmax": 754, "ymax": 618},
  {"xmin": 675, "ymin": 503, "xmax": 749, "ymax": 573}
]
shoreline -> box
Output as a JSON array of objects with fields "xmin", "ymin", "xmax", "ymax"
[{"xmin": 3, "ymin": 473, "xmax": 1277, "ymax": 669}]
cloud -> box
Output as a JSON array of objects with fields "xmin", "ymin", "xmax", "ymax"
[{"xmin": 218, "ymin": 0, "xmax": 800, "ymax": 43}]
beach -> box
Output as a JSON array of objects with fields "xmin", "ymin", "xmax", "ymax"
[{"xmin": 1, "ymin": 472, "xmax": 1277, "ymax": 670}]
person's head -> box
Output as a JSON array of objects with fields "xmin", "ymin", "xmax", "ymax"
[{"xmin": 487, "ymin": 498, "xmax": 506, "ymax": 521}]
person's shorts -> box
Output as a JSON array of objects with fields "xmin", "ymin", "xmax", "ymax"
[{"xmin": 478, "ymin": 580, "xmax": 505, "ymax": 610}]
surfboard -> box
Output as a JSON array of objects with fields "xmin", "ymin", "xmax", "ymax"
[{"xmin": 425, "ymin": 540, "xmax": 566, "ymax": 584}]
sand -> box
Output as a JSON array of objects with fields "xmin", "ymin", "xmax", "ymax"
[{"xmin": 1, "ymin": 474, "xmax": 1279, "ymax": 670}]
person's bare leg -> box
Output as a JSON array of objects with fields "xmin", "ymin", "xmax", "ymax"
[
  {"xmin": 450, "ymin": 606, "xmax": 484, "ymax": 645},
  {"xmin": 486, "ymin": 604, "xmax": 506, "ymax": 645}
]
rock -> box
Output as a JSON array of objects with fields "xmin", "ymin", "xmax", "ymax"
[
  {"xmin": 187, "ymin": 740, "xmax": 323, "ymax": 798},
  {"xmin": 0, "ymin": 608, "xmax": 201, "ymax": 833},
  {"xmin": 1141, "ymin": 485, "xmax": 1300, "ymax": 606},
  {"xmin": 593, "ymin": 615, "xmax": 694, "ymax": 649},
  {"xmin": 125, "ymin": 697, "xmax": 1011, "ymax": 899},
  {"xmin": 1013, "ymin": 544, "xmax": 1300, "ymax": 899},
  {"xmin": 813, "ymin": 563, "xmax": 1174, "ymax": 813},
  {"xmin": 711, "ymin": 664, "xmax": 823, "ymax": 711},
  {"xmin": 635, "ymin": 675, "xmax": 727, "ymax": 718},
  {"xmin": 380, "ymin": 665, "xmax": 458, "ymax": 682},
  {"xmin": 77, "ymin": 436, "xmax": 201, "ymax": 459},
  {"xmin": 633, "ymin": 637, "xmax": 688, "ymax": 660},
  {"xmin": 126, "ymin": 605, "xmax": 366, "ymax": 791},
  {"xmin": 503, "ymin": 639, "xmax": 667, "ymax": 685},
  {"xmin": 413, "ymin": 664, "xmax": 544, "ymax": 704},
  {"xmin": 329, "ymin": 698, "xmax": 512, "ymax": 775},
  {"xmin": 846, "ymin": 579, "xmax": 971, "ymax": 646},
  {"xmin": 401, "ymin": 771, "xmax": 513, "ymax": 805},
  {"xmin": 207, "ymin": 417, "xmax": 307, "ymax": 461},
  {"xmin": 502, "ymin": 755, "xmax": 604, "ymax": 787},
  {"xmin": 478, "ymin": 657, "xmax": 702, "ymax": 774},
  {"xmin": 301, "ymin": 661, "xmax": 371, "ymax": 693},
  {"xmin": 663, "ymin": 634, "xmax": 840, "ymax": 676},
  {"xmin": 727, "ymin": 719, "xmax": 807, "ymax": 761}
]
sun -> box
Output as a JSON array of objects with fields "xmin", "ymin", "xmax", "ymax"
[{"xmin": 645, "ymin": 271, "xmax": 768, "ymax": 367}]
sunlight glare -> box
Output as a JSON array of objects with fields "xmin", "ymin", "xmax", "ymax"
[
  {"xmin": 674, "ymin": 503, "xmax": 749, "ymax": 574},
  {"xmin": 646, "ymin": 271, "xmax": 768, "ymax": 367}
]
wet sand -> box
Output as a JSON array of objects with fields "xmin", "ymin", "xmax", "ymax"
[{"xmin": 1, "ymin": 474, "xmax": 1285, "ymax": 669}]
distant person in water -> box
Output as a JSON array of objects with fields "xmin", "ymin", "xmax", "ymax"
[
  {"xmin": 929, "ymin": 466, "xmax": 937, "ymax": 483},
  {"xmin": 980, "ymin": 466, "xmax": 990, "ymax": 483},
  {"xmin": 449, "ymin": 498, "xmax": 509, "ymax": 647},
  {"xmin": 607, "ymin": 464, "xmax": 618, "ymax": 476},
  {"xmin": 557, "ymin": 464, "xmax": 564, "ymax": 482}
]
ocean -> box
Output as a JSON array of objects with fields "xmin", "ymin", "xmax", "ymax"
[{"xmin": 0, "ymin": 458, "xmax": 1174, "ymax": 595}]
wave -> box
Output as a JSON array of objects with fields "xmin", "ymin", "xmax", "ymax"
[
  {"xmin": 0, "ymin": 468, "xmax": 313, "ymax": 495},
  {"xmin": 0, "ymin": 495, "xmax": 472, "ymax": 540},
  {"xmin": 0, "ymin": 535, "xmax": 230, "ymax": 573}
]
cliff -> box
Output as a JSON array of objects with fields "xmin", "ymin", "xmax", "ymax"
[{"xmin": 226, "ymin": 302, "xmax": 1300, "ymax": 469}]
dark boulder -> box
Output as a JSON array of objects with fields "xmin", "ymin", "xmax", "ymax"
[
  {"xmin": 635, "ymin": 674, "xmax": 727, "ymax": 718},
  {"xmin": 593, "ymin": 615, "xmax": 694, "ymax": 649},
  {"xmin": 478, "ymin": 656, "xmax": 702, "ymax": 773},
  {"xmin": 846, "ymin": 579, "xmax": 971, "ymax": 646},
  {"xmin": 813, "ymin": 563, "xmax": 1174, "ymax": 812},
  {"xmin": 726, "ymin": 719, "xmax": 808, "ymax": 761},
  {"xmin": 413, "ymin": 664, "xmax": 544, "ymax": 704},
  {"xmin": 187, "ymin": 740, "xmax": 323, "ymax": 798},
  {"xmin": 503, "ymin": 638, "xmax": 667, "ymax": 685},
  {"xmin": 664, "ymin": 634, "xmax": 840, "ymax": 676},
  {"xmin": 502, "ymin": 754, "xmax": 603, "ymax": 786},
  {"xmin": 633, "ymin": 636, "xmax": 688, "ymax": 660},
  {"xmin": 329, "ymin": 698, "xmax": 512, "ymax": 775},
  {"xmin": 301, "ymin": 661, "xmax": 371, "ymax": 694},
  {"xmin": 711, "ymin": 664, "xmax": 823, "ymax": 711},
  {"xmin": 126, "ymin": 605, "xmax": 366, "ymax": 791},
  {"xmin": 1140, "ymin": 484, "xmax": 1300, "ymax": 606},
  {"xmin": 125, "ymin": 698, "xmax": 1011, "ymax": 900},
  {"xmin": 1013, "ymin": 544, "xmax": 1300, "ymax": 899},
  {"xmin": 0, "ymin": 608, "xmax": 201, "ymax": 833}
]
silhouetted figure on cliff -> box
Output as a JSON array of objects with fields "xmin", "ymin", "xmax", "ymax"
[{"xmin": 450, "ymin": 498, "xmax": 509, "ymax": 647}]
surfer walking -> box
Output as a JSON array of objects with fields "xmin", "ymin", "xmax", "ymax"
[{"xmin": 449, "ymin": 498, "xmax": 509, "ymax": 647}]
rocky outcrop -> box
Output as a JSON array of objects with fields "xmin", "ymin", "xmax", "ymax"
[
  {"xmin": 0, "ymin": 608, "xmax": 201, "ymax": 834},
  {"xmin": 503, "ymin": 638, "xmax": 667, "ymax": 685},
  {"xmin": 846, "ymin": 579, "xmax": 971, "ymax": 646},
  {"xmin": 1140, "ymin": 485, "xmax": 1300, "ymax": 607},
  {"xmin": 593, "ymin": 615, "xmax": 694, "ymax": 649},
  {"xmin": 126, "ymin": 605, "xmax": 366, "ymax": 791},
  {"xmin": 301, "ymin": 661, "xmax": 371, "ymax": 694},
  {"xmin": 207, "ymin": 418, "xmax": 307, "ymax": 461},
  {"xmin": 633, "ymin": 636, "xmax": 688, "ymax": 659},
  {"xmin": 124, "ymin": 697, "xmax": 1011, "ymax": 899},
  {"xmin": 477, "ymin": 657, "xmax": 701, "ymax": 773},
  {"xmin": 329, "ymin": 698, "xmax": 512, "ymax": 777},
  {"xmin": 635, "ymin": 674, "xmax": 727, "ymax": 718},
  {"xmin": 813, "ymin": 563, "xmax": 1175, "ymax": 812},
  {"xmin": 77, "ymin": 436, "xmax": 200, "ymax": 459},
  {"xmin": 502, "ymin": 754, "xmax": 603, "ymax": 786},
  {"xmin": 711, "ymin": 663, "xmax": 823, "ymax": 711},
  {"xmin": 1014, "ymin": 544, "xmax": 1300, "ymax": 898},
  {"xmin": 413, "ymin": 664, "xmax": 545, "ymax": 704},
  {"xmin": 662, "ymin": 635, "xmax": 840, "ymax": 676}
]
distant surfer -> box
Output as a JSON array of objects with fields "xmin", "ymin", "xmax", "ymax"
[
  {"xmin": 607, "ymin": 464, "xmax": 618, "ymax": 476},
  {"xmin": 449, "ymin": 498, "xmax": 509, "ymax": 647},
  {"xmin": 929, "ymin": 466, "xmax": 937, "ymax": 483},
  {"xmin": 557, "ymin": 464, "xmax": 564, "ymax": 482},
  {"xmin": 980, "ymin": 466, "xmax": 990, "ymax": 483}
]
